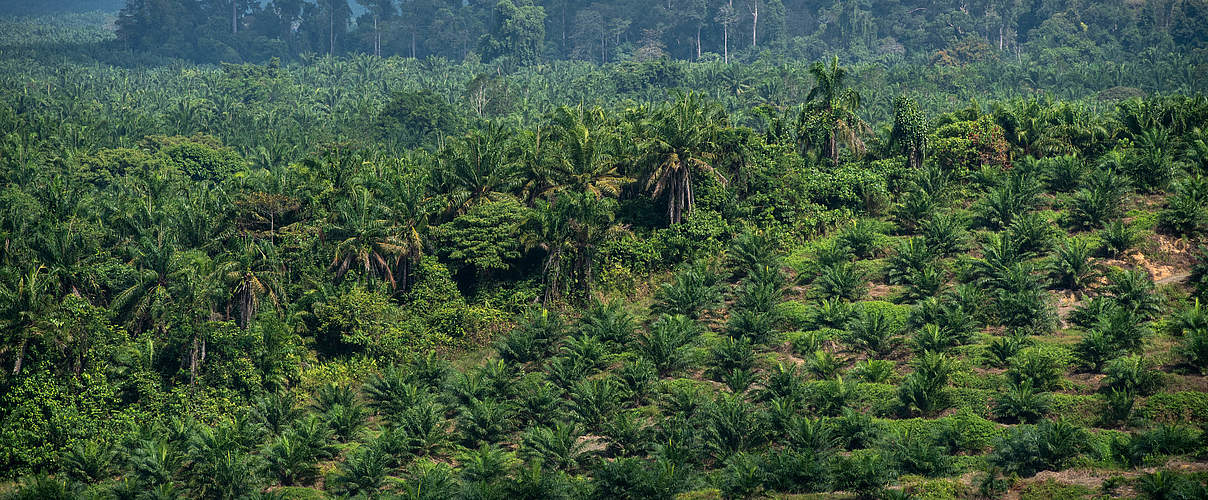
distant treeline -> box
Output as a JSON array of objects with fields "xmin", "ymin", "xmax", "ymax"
[
  {"xmin": 0, "ymin": 0, "xmax": 123, "ymax": 16},
  {"xmin": 103, "ymin": 0, "xmax": 1208, "ymax": 67}
]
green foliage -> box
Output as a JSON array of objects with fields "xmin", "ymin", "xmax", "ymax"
[
  {"xmin": 436, "ymin": 196, "xmax": 529, "ymax": 276},
  {"xmin": 639, "ymin": 315, "xmax": 701, "ymax": 376},
  {"xmin": 1098, "ymin": 220, "xmax": 1140, "ymax": 257},
  {"xmin": 2, "ymin": 14, "xmax": 1208, "ymax": 497},
  {"xmin": 1007, "ymin": 346, "xmax": 1068, "ymax": 391},
  {"xmin": 653, "ymin": 261, "xmax": 723, "ymax": 319},
  {"xmin": 378, "ymin": 90, "xmax": 465, "ymax": 149},
  {"xmin": 843, "ymin": 306, "xmax": 902, "ymax": 358},
  {"xmin": 898, "ymin": 352, "xmax": 953, "ymax": 416},
  {"xmin": 1158, "ymin": 175, "xmax": 1208, "ymax": 237},
  {"xmin": 1104, "ymin": 355, "xmax": 1164, "ymax": 396},
  {"xmin": 988, "ymin": 419, "xmax": 1090, "ymax": 477},
  {"xmin": 993, "ymin": 382, "xmax": 1053, "ymax": 424}
]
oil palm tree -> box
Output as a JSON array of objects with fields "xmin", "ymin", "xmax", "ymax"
[
  {"xmin": 542, "ymin": 105, "xmax": 632, "ymax": 200},
  {"xmin": 377, "ymin": 159, "xmax": 432, "ymax": 292},
  {"xmin": 221, "ymin": 238, "xmax": 284, "ymax": 329},
  {"xmin": 805, "ymin": 56, "xmax": 870, "ymax": 162},
  {"xmin": 112, "ymin": 232, "xmax": 185, "ymax": 336},
  {"xmin": 327, "ymin": 187, "xmax": 407, "ymax": 289},
  {"xmin": 525, "ymin": 197, "xmax": 574, "ymax": 304},
  {"xmin": 437, "ymin": 123, "xmax": 523, "ymax": 215},
  {"xmin": 640, "ymin": 92, "xmax": 729, "ymax": 225},
  {"xmin": 0, "ymin": 264, "xmax": 53, "ymax": 374}
]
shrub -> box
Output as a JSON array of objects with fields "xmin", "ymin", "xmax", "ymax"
[
  {"xmin": 725, "ymin": 309, "xmax": 778, "ymax": 345},
  {"xmin": 652, "ymin": 261, "xmax": 724, "ymax": 319},
  {"xmin": 910, "ymin": 323, "xmax": 960, "ymax": 354},
  {"xmin": 718, "ymin": 452, "xmax": 766, "ymax": 499},
  {"xmin": 1106, "ymin": 268, "xmax": 1162, "ymax": 319},
  {"xmin": 1104, "ymin": 355, "xmax": 1164, "ymax": 396},
  {"xmin": 1134, "ymin": 470, "xmax": 1208, "ymax": 500},
  {"xmin": 364, "ymin": 369, "xmax": 433, "ymax": 424},
  {"xmin": 885, "ymin": 429, "xmax": 953, "ymax": 478},
  {"xmin": 976, "ymin": 171, "xmax": 1042, "ymax": 230},
  {"xmin": 988, "ymin": 419, "xmax": 1090, "ymax": 477},
  {"xmin": 728, "ymin": 230, "xmax": 781, "ymax": 275},
  {"xmin": 61, "ymin": 440, "xmax": 113, "ymax": 484},
  {"xmin": 805, "ymin": 350, "xmax": 841, "ymax": 380},
  {"xmin": 562, "ymin": 334, "xmax": 610, "ymax": 373},
  {"xmin": 815, "ymin": 262, "xmax": 868, "ymax": 301},
  {"xmin": 1098, "ymin": 219, "xmax": 1140, "ymax": 257},
  {"xmin": 1178, "ymin": 329, "xmax": 1208, "ymax": 374},
  {"xmin": 1041, "ymin": 155, "xmax": 1087, "ymax": 193},
  {"xmin": 1074, "ymin": 330, "xmax": 1126, "ymax": 372},
  {"xmin": 497, "ymin": 308, "xmax": 568, "ymax": 365},
  {"xmin": 761, "ymin": 363, "xmax": 806, "ymax": 402},
  {"xmin": 812, "ymin": 298, "xmax": 856, "ymax": 329},
  {"xmin": 807, "ymin": 377, "xmax": 859, "ymax": 417},
  {"xmin": 1008, "ymin": 212, "xmax": 1055, "ymax": 256},
  {"xmin": 329, "ymin": 447, "xmax": 388, "ymax": 497},
  {"xmin": 887, "ymin": 237, "xmax": 934, "ymax": 285},
  {"xmin": 569, "ymin": 377, "xmax": 624, "ymax": 432},
  {"xmin": 986, "ymin": 332, "xmax": 1032, "ymax": 368},
  {"xmin": 1048, "ymin": 237, "xmax": 1100, "ymax": 291},
  {"xmin": 1157, "ymin": 175, "xmax": 1208, "ymax": 237},
  {"xmin": 837, "ymin": 218, "xmax": 883, "ymax": 259},
  {"xmin": 457, "ymin": 397, "xmax": 515, "ymax": 446},
  {"xmin": 591, "ymin": 457, "xmax": 689, "ymax": 500},
  {"xmin": 735, "ymin": 267, "xmax": 787, "ymax": 313},
  {"xmin": 843, "ymin": 307, "xmax": 902, "ymax": 357},
  {"xmin": 934, "ymin": 410, "xmax": 1002, "ymax": 453},
  {"xmin": 920, "ymin": 212, "xmax": 970, "ymax": 256},
  {"xmin": 520, "ymin": 422, "xmax": 589, "ymax": 472},
  {"xmin": 705, "ymin": 394, "xmax": 767, "ymax": 459},
  {"xmin": 640, "ymin": 315, "xmax": 700, "ymax": 376},
  {"xmin": 722, "ymin": 368, "xmax": 758, "ymax": 394},
  {"xmin": 616, "ymin": 358, "xmax": 657, "ymax": 404},
  {"xmin": 852, "ymin": 359, "xmax": 896, "ymax": 384},
  {"xmin": 759, "ymin": 449, "xmax": 829, "ymax": 494},
  {"xmin": 898, "ymin": 352, "xmax": 953, "ymax": 416},
  {"xmin": 1007, "ymin": 347, "xmax": 1066, "ymax": 391},
  {"xmin": 833, "ymin": 408, "xmax": 886, "ymax": 450},
  {"xmin": 1070, "ymin": 184, "xmax": 1124, "ymax": 229},
  {"xmin": 580, "ymin": 300, "xmax": 637, "ymax": 349},
  {"xmin": 993, "ymin": 382, "xmax": 1053, "ymax": 424},
  {"xmin": 1102, "ymin": 389, "xmax": 1138, "ymax": 427},
  {"xmin": 829, "ymin": 450, "xmax": 895, "ymax": 496}
]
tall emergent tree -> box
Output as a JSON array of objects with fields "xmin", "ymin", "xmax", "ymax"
[
  {"xmin": 480, "ymin": 0, "xmax": 547, "ymax": 66},
  {"xmin": 892, "ymin": 95, "xmax": 928, "ymax": 169},
  {"xmin": 806, "ymin": 56, "xmax": 869, "ymax": 162},
  {"xmin": 641, "ymin": 93, "xmax": 728, "ymax": 225}
]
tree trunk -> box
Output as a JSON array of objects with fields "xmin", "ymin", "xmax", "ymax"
[
  {"xmin": 697, "ymin": 26, "xmax": 702, "ymax": 59},
  {"xmin": 11, "ymin": 337, "xmax": 25, "ymax": 375},
  {"xmin": 750, "ymin": 0, "xmax": 758, "ymax": 48},
  {"xmin": 374, "ymin": 15, "xmax": 380, "ymax": 57},
  {"xmin": 329, "ymin": 5, "xmax": 334, "ymax": 55},
  {"xmin": 232, "ymin": 0, "xmax": 238, "ymax": 34},
  {"xmin": 723, "ymin": 23, "xmax": 729, "ymax": 63},
  {"xmin": 189, "ymin": 334, "xmax": 200, "ymax": 384}
]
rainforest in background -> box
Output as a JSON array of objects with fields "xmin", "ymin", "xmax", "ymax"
[{"xmin": 3, "ymin": 0, "xmax": 1208, "ymax": 499}]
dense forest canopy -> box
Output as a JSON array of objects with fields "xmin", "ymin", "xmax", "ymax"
[
  {"xmin": 3, "ymin": 2, "xmax": 1208, "ymax": 499},
  {"xmin": 103, "ymin": 0, "xmax": 1208, "ymax": 66}
]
